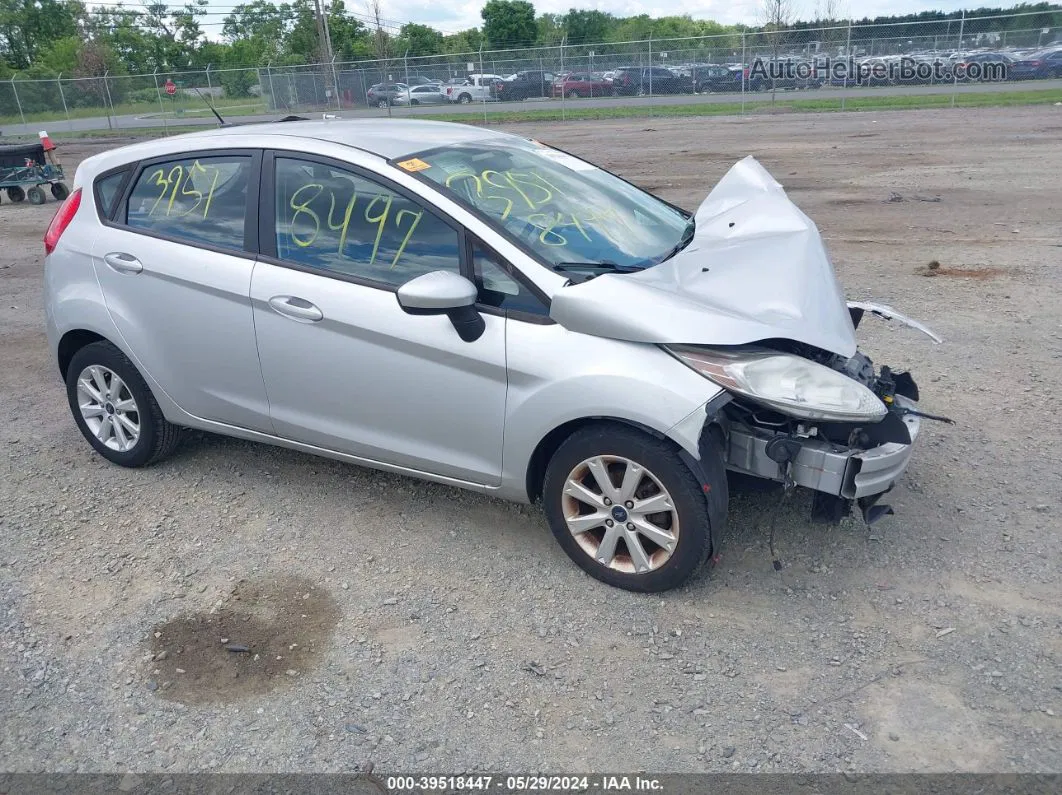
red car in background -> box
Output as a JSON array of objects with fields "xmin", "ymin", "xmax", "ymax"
[{"xmin": 552, "ymin": 72, "xmax": 612, "ymax": 98}]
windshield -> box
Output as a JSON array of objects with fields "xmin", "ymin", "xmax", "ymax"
[{"xmin": 403, "ymin": 139, "xmax": 690, "ymax": 270}]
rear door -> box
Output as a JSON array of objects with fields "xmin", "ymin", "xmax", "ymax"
[{"xmin": 91, "ymin": 149, "xmax": 272, "ymax": 432}]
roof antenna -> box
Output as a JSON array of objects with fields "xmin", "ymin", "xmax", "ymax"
[{"xmin": 194, "ymin": 87, "xmax": 226, "ymax": 127}]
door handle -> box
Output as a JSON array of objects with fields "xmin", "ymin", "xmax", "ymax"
[
  {"xmin": 268, "ymin": 295, "xmax": 323, "ymax": 322},
  {"xmin": 103, "ymin": 252, "xmax": 143, "ymax": 274}
]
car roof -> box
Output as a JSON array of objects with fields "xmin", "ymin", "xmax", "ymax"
[
  {"xmin": 73, "ymin": 119, "xmax": 521, "ymax": 181},
  {"xmin": 176, "ymin": 119, "xmax": 512, "ymax": 160}
]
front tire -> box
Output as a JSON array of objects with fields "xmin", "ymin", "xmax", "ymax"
[
  {"xmin": 66, "ymin": 341, "xmax": 182, "ymax": 467},
  {"xmin": 543, "ymin": 423, "xmax": 720, "ymax": 592},
  {"xmin": 27, "ymin": 186, "xmax": 46, "ymax": 205}
]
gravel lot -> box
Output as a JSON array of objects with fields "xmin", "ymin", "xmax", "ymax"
[{"xmin": 1, "ymin": 106, "xmax": 1060, "ymax": 775}]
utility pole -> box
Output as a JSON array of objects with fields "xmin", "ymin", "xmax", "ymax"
[
  {"xmin": 321, "ymin": 1, "xmax": 335, "ymax": 65},
  {"xmin": 314, "ymin": 0, "xmax": 336, "ymax": 104}
]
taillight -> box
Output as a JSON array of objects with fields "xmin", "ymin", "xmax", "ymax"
[{"xmin": 44, "ymin": 187, "xmax": 81, "ymax": 255}]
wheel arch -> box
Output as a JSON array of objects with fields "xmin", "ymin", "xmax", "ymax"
[
  {"xmin": 57, "ymin": 328, "xmax": 109, "ymax": 379},
  {"xmin": 524, "ymin": 416, "xmax": 672, "ymax": 504}
]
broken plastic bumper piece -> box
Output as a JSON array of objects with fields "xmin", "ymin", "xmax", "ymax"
[{"xmin": 723, "ymin": 395, "xmax": 921, "ymax": 503}]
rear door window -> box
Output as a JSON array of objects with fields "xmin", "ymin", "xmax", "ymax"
[{"xmin": 123, "ymin": 155, "xmax": 252, "ymax": 252}]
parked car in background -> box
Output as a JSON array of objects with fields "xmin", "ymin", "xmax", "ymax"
[
  {"xmin": 366, "ymin": 82, "xmax": 408, "ymax": 108},
  {"xmin": 392, "ymin": 84, "xmax": 449, "ymax": 106},
  {"xmin": 690, "ymin": 64, "xmax": 742, "ymax": 93},
  {"xmin": 403, "ymin": 75, "xmax": 442, "ymax": 87},
  {"xmin": 551, "ymin": 72, "xmax": 612, "ymax": 98},
  {"xmin": 952, "ymin": 51, "xmax": 1013, "ymax": 81},
  {"xmin": 611, "ymin": 66, "xmax": 691, "ymax": 96},
  {"xmin": 444, "ymin": 74, "xmax": 503, "ymax": 104},
  {"xmin": 495, "ymin": 70, "xmax": 554, "ymax": 101},
  {"xmin": 1009, "ymin": 48, "xmax": 1062, "ymax": 79}
]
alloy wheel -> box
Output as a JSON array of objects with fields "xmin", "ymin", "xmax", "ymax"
[
  {"xmin": 76, "ymin": 365, "xmax": 140, "ymax": 452},
  {"xmin": 561, "ymin": 455, "xmax": 679, "ymax": 575}
]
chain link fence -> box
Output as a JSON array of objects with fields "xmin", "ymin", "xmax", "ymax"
[{"xmin": 2, "ymin": 10, "xmax": 1060, "ymax": 134}]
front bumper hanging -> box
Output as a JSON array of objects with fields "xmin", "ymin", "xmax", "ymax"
[{"xmin": 722, "ymin": 395, "xmax": 922, "ymax": 501}]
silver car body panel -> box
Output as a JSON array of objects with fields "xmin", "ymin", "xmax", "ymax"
[
  {"xmin": 847, "ymin": 301, "xmax": 943, "ymax": 344},
  {"xmin": 250, "ymin": 261, "xmax": 509, "ymax": 485},
  {"xmin": 45, "ymin": 120, "xmax": 922, "ymax": 505},
  {"xmin": 47, "ymin": 122, "xmax": 723, "ymax": 502},
  {"xmin": 90, "ymin": 228, "xmax": 273, "ymax": 432},
  {"xmin": 549, "ymin": 156, "xmax": 859, "ymax": 358}
]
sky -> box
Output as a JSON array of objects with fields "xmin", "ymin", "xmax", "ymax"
[
  {"xmin": 372, "ymin": 1, "xmax": 982, "ymax": 35},
  {"xmin": 129, "ymin": 1, "xmax": 1022, "ymax": 40}
]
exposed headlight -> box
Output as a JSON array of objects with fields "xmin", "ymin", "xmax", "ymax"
[{"xmin": 667, "ymin": 345, "xmax": 887, "ymax": 422}]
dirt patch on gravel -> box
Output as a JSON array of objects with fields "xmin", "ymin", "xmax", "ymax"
[{"xmin": 145, "ymin": 576, "xmax": 340, "ymax": 705}]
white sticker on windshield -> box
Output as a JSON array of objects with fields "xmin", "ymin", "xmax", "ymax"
[{"xmin": 537, "ymin": 148, "xmax": 597, "ymax": 172}]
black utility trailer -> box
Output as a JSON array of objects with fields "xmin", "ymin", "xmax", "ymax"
[{"xmin": 0, "ymin": 142, "xmax": 69, "ymax": 205}]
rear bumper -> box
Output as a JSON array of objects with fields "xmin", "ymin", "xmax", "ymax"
[{"xmin": 722, "ymin": 396, "xmax": 921, "ymax": 499}]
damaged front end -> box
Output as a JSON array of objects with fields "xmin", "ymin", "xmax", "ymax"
[
  {"xmin": 548, "ymin": 156, "xmax": 949, "ymax": 526},
  {"xmin": 705, "ymin": 341, "xmax": 930, "ymax": 526}
]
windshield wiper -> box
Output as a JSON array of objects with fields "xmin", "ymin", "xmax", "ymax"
[
  {"xmin": 552, "ymin": 261, "xmax": 642, "ymax": 274},
  {"xmin": 655, "ymin": 216, "xmax": 697, "ymax": 264},
  {"xmin": 551, "ymin": 261, "xmax": 644, "ymax": 283}
]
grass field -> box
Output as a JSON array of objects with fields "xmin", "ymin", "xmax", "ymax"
[
  {"xmin": 0, "ymin": 96, "xmax": 269, "ymax": 128},
  {"xmin": 3, "ymin": 86, "xmax": 1061, "ymax": 138},
  {"xmin": 418, "ymin": 87, "xmax": 1062, "ymax": 123}
]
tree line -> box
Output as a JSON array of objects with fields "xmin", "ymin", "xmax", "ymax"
[{"xmin": 1, "ymin": 0, "xmax": 1059, "ymax": 84}]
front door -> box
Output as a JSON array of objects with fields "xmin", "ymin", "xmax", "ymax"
[{"xmin": 249, "ymin": 153, "xmax": 507, "ymax": 485}]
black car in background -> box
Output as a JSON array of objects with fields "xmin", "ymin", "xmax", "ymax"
[
  {"xmin": 1009, "ymin": 48, "xmax": 1062, "ymax": 79},
  {"xmin": 690, "ymin": 64, "xmax": 743, "ymax": 93},
  {"xmin": 952, "ymin": 51, "xmax": 1013, "ymax": 82},
  {"xmin": 495, "ymin": 70, "xmax": 555, "ymax": 100},
  {"xmin": 611, "ymin": 66, "xmax": 692, "ymax": 95}
]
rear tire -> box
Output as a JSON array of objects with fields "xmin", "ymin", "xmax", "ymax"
[
  {"xmin": 458, "ymin": 93, "xmax": 472, "ymax": 104},
  {"xmin": 542, "ymin": 423, "xmax": 721, "ymax": 592},
  {"xmin": 567, "ymin": 90, "xmax": 580, "ymax": 99},
  {"xmin": 7, "ymin": 186, "xmax": 25, "ymax": 203},
  {"xmin": 66, "ymin": 341, "xmax": 182, "ymax": 468},
  {"xmin": 27, "ymin": 186, "xmax": 46, "ymax": 205}
]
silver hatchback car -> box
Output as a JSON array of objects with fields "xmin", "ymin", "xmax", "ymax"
[{"xmin": 44, "ymin": 119, "xmax": 940, "ymax": 592}]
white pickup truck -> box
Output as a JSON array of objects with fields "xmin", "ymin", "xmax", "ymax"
[{"xmin": 444, "ymin": 74, "xmax": 503, "ymax": 104}]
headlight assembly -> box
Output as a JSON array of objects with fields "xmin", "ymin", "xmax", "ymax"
[{"xmin": 667, "ymin": 345, "xmax": 887, "ymax": 423}]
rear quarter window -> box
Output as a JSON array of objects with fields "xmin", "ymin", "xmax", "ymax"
[{"xmin": 94, "ymin": 169, "xmax": 130, "ymax": 219}]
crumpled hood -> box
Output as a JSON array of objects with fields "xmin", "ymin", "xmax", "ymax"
[{"xmin": 549, "ymin": 156, "xmax": 858, "ymax": 358}]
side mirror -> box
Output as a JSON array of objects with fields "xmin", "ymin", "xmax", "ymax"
[{"xmin": 396, "ymin": 271, "xmax": 484, "ymax": 343}]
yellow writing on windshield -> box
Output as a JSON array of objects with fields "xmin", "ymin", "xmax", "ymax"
[{"xmin": 439, "ymin": 166, "xmax": 633, "ymax": 247}]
